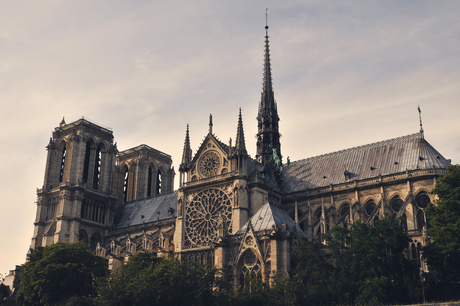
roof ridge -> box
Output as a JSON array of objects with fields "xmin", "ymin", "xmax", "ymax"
[{"xmin": 289, "ymin": 132, "xmax": 422, "ymax": 166}]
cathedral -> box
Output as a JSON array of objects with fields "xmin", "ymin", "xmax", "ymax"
[{"xmin": 30, "ymin": 24, "xmax": 451, "ymax": 286}]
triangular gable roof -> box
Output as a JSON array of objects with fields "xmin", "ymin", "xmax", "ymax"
[
  {"xmin": 114, "ymin": 191, "xmax": 178, "ymax": 229},
  {"xmin": 189, "ymin": 133, "xmax": 229, "ymax": 168},
  {"xmin": 236, "ymin": 202, "xmax": 307, "ymax": 238},
  {"xmin": 283, "ymin": 132, "xmax": 450, "ymax": 194}
]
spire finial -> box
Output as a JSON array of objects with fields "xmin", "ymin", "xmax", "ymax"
[
  {"xmin": 418, "ymin": 104, "xmax": 424, "ymax": 137},
  {"xmin": 209, "ymin": 114, "xmax": 213, "ymax": 135},
  {"xmin": 235, "ymin": 108, "xmax": 247, "ymax": 155},
  {"xmin": 180, "ymin": 124, "xmax": 192, "ymax": 169},
  {"xmin": 266, "ymin": 8, "xmax": 268, "ymax": 28}
]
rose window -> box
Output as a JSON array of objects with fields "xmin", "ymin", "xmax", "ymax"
[
  {"xmin": 199, "ymin": 151, "xmax": 220, "ymax": 177},
  {"xmin": 185, "ymin": 188, "xmax": 232, "ymax": 246}
]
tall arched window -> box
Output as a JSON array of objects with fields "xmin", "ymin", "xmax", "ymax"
[
  {"xmin": 59, "ymin": 144, "xmax": 67, "ymax": 182},
  {"xmin": 92, "ymin": 146, "xmax": 102, "ymax": 189},
  {"xmin": 416, "ymin": 209, "xmax": 425, "ymax": 229},
  {"xmin": 82, "ymin": 141, "xmax": 91, "ymax": 183},
  {"xmin": 123, "ymin": 168, "xmax": 129, "ymax": 202},
  {"xmin": 401, "ymin": 212, "xmax": 408, "ymax": 231},
  {"xmin": 415, "ymin": 193, "xmax": 430, "ymax": 230},
  {"xmin": 147, "ymin": 166, "xmax": 153, "ymax": 197},
  {"xmin": 156, "ymin": 169, "xmax": 162, "ymax": 194},
  {"xmin": 239, "ymin": 250, "xmax": 262, "ymax": 290}
]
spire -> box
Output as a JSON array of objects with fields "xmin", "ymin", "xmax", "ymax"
[
  {"xmin": 209, "ymin": 114, "xmax": 213, "ymax": 135},
  {"xmin": 418, "ymin": 105, "xmax": 424, "ymax": 138},
  {"xmin": 180, "ymin": 124, "xmax": 192, "ymax": 169},
  {"xmin": 235, "ymin": 108, "xmax": 247, "ymax": 155},
  {"xmin": 256, "ymin": 16, "xmax": 281, "ymax": 165}
]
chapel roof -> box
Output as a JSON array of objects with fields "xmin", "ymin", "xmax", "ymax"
[
  {"xmin": 283, "ymin": 132, "xmax": 450, "ymax": 194},
  {"xmin": 114, "ymin": 191, "xmax": 178, "ymax": 229},
  {"xmin": 236, "ymin": 202, "xmax": 307, "ymax": 238}
]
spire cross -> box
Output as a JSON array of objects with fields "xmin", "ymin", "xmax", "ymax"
[
  {"xmin": 266, "ymin": 8, "xmax": 268, "ymax": 28},
  {"xmin": 418, "ymin": 104, "xmax": 424, "ymax": 136}
]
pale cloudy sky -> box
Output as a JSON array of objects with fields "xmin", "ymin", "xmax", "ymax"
[{"xmin": 1, "ymin": 1, "xmax": 459, "ymax": 276}]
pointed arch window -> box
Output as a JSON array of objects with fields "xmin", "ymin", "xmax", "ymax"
[
  {"xmin": 411, "ymin": 243, "xmax": 417, "ymax": 260},
  {"xmin": 82, "ymin": 141, "xmax": 91, "ymax": 183},
  {"xmin": 340, "ymin": 204, "xmax": 350, "ymax": 217},
  {"xmin": 239, "ymin": 250, "xmax": 262, "ymax": 290},
  {"xmin": 59, "ymin": 144, "xmax": 67, "ymax": 182},
  {"xmin": 123, "ymin": 168, "xmax": 129, "ymax": 202},
  {"xmin": 156, "ymin": 169, "xmax": 162, "ymax": 194},
  {"xmin": 365, "ymin": 201, "xmax": 377, "ymax": 217},
  {"xmin": 92, "ymin": 146, "xmax": 102, "ymax": 189},
  {"xmin": 416, "ymin": 209, "xmax": 425, "ymax": 230},
  {"xmin": 391, "ymin": 197, "xmax": 404, "ymax": 215},
  {"xmin": 415, "ymin": 193, "xmax": 430, "ymax": 230},
  {"xmin": 401, "ymin": 212, "xmax": 408, "ymax": 231},
  {"xmin": 147, "ymin": 166, "xmax": 153, "ymax": 197}
]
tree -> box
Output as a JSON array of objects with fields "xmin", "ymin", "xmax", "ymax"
[
  {"xmin": 96, "ymin": 254, "xmax": 219, "ymax": 306},
  {"xmin": 0, "ymin": 283, "xmax": 10, "ymax": 305},
  {"xmin": 293, "ymin": 216, "xmax": 421, "ymax": 305},
  {"xmin": 15, "ymin": 242, "xmax": 108, "ymax": 306},
  {"xmin": 423, "ymin": 164, "xmax": 460, "ymax": 300}
]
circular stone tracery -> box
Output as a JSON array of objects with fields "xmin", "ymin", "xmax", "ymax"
[
  {"xmin": 185, "ymin": 188, "xmax": 232, "ymax": 246},
  {"xmin": 198, "ymin": 151, "xmax": 220, "ymax": 177}
]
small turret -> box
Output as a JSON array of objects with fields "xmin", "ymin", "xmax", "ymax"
[
  {"xmin": 179, "ymin": 124, "xmax": 192, "ymax": 186},
  {"xmin": 235, "ymin": 108, "xmax": 247, "ymax": 156}
]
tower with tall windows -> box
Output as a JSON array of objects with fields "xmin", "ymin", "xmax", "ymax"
[
  {"xmin": 32, "ymin": 118, "xmax": 118, "ymax": 251},
  {"xmin": 115, "ymin": 144, "xmax": 174, "ymax": 207}
]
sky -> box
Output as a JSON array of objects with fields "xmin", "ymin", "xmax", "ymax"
[{"xmin": 1, "ymin": 0, "xmax": 459, "ymax": 277}]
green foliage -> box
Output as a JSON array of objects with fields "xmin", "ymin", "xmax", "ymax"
[
  {"xmin": 0, "ymin": 283, "xmax": 10, "ymax": 305},
  {"xmin": 423, "ymin": 164, "xmax": 460, "ymax": 300},
  {"xmin": 96, "ymin": 254, "xmax": 219, "ymax": 306},
  {"xmin": 293, "ymin": 216, "xmax": 421, "ymax": 305},
  {"xmin": 15, "ymin": 242, "xmax": 108, "ymax": 306}
]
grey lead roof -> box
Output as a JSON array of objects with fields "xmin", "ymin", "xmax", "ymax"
[
  {"xmin": 114, "ymin": 191, "xmax": 178, "ymax": 229},
  {"xmin": 283, "ymin": 132, "xmax": 450, "ymax": 194},
  {"xmin": 236, "ymin": 202, "xmax": 307, "ymax": 238}
]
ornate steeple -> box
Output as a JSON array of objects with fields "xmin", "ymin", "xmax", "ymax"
[
  {"xmin": 180, "ymin": 124, "xmax": 192, "ymax": 170},
  {"xmin": 256, "ymin": 21, "xmax": 281, "ymax": 165},
  {"xmin": 235, "ymin": 108, "xmax": 247, "ymax": 155}
]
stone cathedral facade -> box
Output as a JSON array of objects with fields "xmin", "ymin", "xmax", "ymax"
[{"xmin": 31, "ymin": 25, "xmax": 451, "ymax": 285}]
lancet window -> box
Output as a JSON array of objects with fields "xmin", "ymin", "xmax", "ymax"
[
  {"xmin": 92, "ymin": 145, "xmax": 102, "ymax": 189},
  {"xmin": 82, "ymin": 141, "xmax": 91, "ymax": 183},
  {"xmin": 123, "ymin": 167, "xmax": 129, "ymax": 202},
  {"xmin": 415, "ymin": 193, "xmax": 430, "ymax": 230},
  {"xmin": 156, "ymin": 169, "xmax": 162, "ymax": 194},
  {"xmin": 147, "ymin": 166, "xmax": 153, "ymax": 197},
  {"xmin": 59, "ymin": 144, "xmax": 67, "ymax": 182}
]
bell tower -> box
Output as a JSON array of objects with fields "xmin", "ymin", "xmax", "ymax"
[{"xmin": 31, "ymin": 118, "xmax": 117, "ymax": 251}]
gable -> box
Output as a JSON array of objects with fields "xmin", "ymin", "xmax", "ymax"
[{"xmin": 189, "ymin": 134, "xmax": 231, "ymax": 181}]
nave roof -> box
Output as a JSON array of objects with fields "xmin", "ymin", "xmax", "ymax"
[
  {"xmin": 283, "ymin": 132, "xmax": 451, "ymax": 193},
  {"xmin": 114, "ymin": 191, "xmax": 178, "ymax": 229}
]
